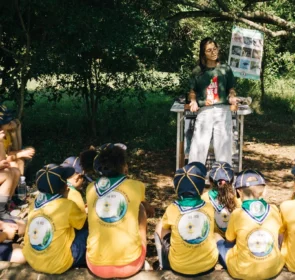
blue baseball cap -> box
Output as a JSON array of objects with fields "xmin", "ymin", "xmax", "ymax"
[
  {"xmin": 234, "ymin": 169, "xmax": 266, "ymax": 189},
  {"xmin": 36, "ymin": 164, "xmax": 75, "ymax": 194},
  {"xmin": 173, "ymin": 162, "xmax": 207, "ymax": 197},
  {"xmin": 209, "ymin": 161, "xmax": 234, "ymax": 183},
  {"xmin": 0, "ymin": 104, "xmax": 15, "ymax": 126},
  {"xmin": 61, "ymin": 156, "xmax": 83, "ymax": 174}
]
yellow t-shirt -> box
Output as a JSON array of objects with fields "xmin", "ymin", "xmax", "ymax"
[
  {"xmin": 202, "ymin": 191, "xmax": 241, "ymax": 238},
  {"xmin": 225, "ymin": 204, "xmax": 285, "ymax": 279},
  {"xmin": 68, "ymin": 188, "xmax": 85, "ymax": 213},
  {"xmin": 23, "ymin": 197, "xmax": 87, "ymax": 274},
  {"xmin": 3, "ymin": 132, "xmax": 11, "ymax": 153},
  {"xmin": 162, "ymin": 201, "xmax": 218, "ymax": 275},
  {"xmin": 86, "ymin": 178, "xmax": 145, "ymax": 266},
  {"xmin": 280, "ymin": 200, "xmax": 295, "ymax": 272}
]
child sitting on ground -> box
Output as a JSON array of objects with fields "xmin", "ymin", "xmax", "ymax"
[
  {"xmin": 216, "ymin": 169, "xmax": 284, "ymax": 279},
  {"xmin": 61, "ymin": 156, "xmax": 86, "ymax": 213},
  {"xmin": 279, "ymin": 166, "xmax": 295, "ymax": 272},
  {"xmin": 0, "ymin": 130, "xmax": 22, "ymax": 220},
  {"xmin": 84, "ymin": 143, "xmax": 148, "ymax": 278},
  {"xmin": 154, "ymin": 162, "xmax": 218, "ymax": 276},
  {"xmin": 0, "ymin": 220, "xmax": 26, "ymax": 263},
  {"xmin": 202, "ymin": 161, "xmax": 240, "ymax": 237},
  {"xmin": 80, "ymin": 143, "xmax": 155, "ymax": 217},
  {"xmin": 0, "ymin": 105, "xmax": 35, "ymax": 176},
  {"xmin": 23, "ymin": 164, "xmax": 87, "ymax": 274}
]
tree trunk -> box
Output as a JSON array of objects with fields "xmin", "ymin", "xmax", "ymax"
[{"xmin": 260, "ymin": 37, "xmax": 266, "ymax": 102}]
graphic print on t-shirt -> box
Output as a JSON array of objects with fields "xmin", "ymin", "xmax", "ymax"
[
  {"xmin": 250, "ymin": 201, "xmax": 265, "ymax": 216},
  {"xmin": 177, "ymin": 211, "xmax": 210, "ymax": 244},
  {"xmin": 95, "ymin": 191, "xmax": 128, "ymax": 223},
  {"xmin": 206, "ymin": 76, "xmax": 219, "ymax": 104},
  {"xmin": 247, "ymin": 229, "xmax": 274, "ymax": 257},
  {"xmin": 28, "ymin": 216, "xmax": 54, "ymax": 251}
]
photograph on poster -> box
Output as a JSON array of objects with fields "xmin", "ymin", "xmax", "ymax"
[
  {"xmin": 233, "ymin": 32, "xmax": 243, "ymax": 44},
  {"xmin": 229, "ymin": 26, "xmax": 264, "ymax": 80},
  {"xmin": 253, "ymin": 39, "xmax": 263, "ymax": 48},
  {"xmin": 250, "ymin": 61, "xmax": 260, "ymax": 72},
  {"xmin": 242, "ymin": 47, "xmax": 252, "ymax": 57},
  {"xmin": 243, "ymin": 37, "xmax": 253, "ymax": 46},
  {"xmin": 231, "ymin": 46, "xmax": 242, "ymax": 56},
  {"xmin": 239, "ymin": 59, "xmax": 250, "ymax": 70},
  {"xmin": 230, "ymin": 58, "xmax": 240, "ymax": 68},
  {"xmin": 252, "ymin": 49, "xmax": 262, "ymax": 59}
]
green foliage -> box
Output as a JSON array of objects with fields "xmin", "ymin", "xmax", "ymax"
[{"xmin": 19, "ymin": 91, "xmax": 176, "ymax": 178}]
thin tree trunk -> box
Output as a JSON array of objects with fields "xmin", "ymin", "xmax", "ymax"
[{"xmin": 260, "ymin": 48, "xmax": 265, "ymax": 102}]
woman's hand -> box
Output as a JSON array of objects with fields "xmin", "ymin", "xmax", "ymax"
[
  {"xmin": 189, "ymin": 100, "xmax": 199, "ymax": 112},
  {"xmin": 229, "ymin": 96, "xmax": 240, "ymax": 105}
]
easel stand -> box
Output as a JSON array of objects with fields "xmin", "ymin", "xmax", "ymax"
[{"xmin": 170, "ymin": 102, "xmax": 252, "ymax": 172}]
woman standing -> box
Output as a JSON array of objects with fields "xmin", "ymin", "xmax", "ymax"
[{"xmin": 188, "ymin": 37, "xmax": 239, "ymax": 165}]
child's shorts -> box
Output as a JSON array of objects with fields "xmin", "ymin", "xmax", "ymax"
[
  {"xmin": 71, "ymin": 228, "xmax": 88, "ymax": 267},
  {"xmin": 0, "ymin": 243, "xmax": 13, "ymax": 261},
  {"xmin": 86, "ymin": 244, "xmax": 146, "ymax": 278},
  {"xmin": 216, "ymin": 239, "xmax": 235, "ymax": 268}
]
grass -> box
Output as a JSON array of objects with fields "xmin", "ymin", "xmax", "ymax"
[
  {"xmin": 4, "ymin": 77, "xmax": 295, "ymax": 183},
  {"xmin": 17, "ymin": 91, "xmax": 176, "ymax": 182},
  {"xmin": 238, "ymin": 78, "xmax": 295, "ymax": 144}
]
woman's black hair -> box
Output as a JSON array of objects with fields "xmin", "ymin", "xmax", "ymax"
[{"xmin": 199, "ymin": 37, "xmax": 219, "ymax": 70}]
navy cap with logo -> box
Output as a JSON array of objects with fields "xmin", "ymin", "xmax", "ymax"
[
  {"xmin": 36, "ymin": 164, "xmax": 75, "ymax": 194},
  {"xmin": 173, "ymin": 162, "xmax": 207, "ymax": 197},
  {"xmin": 234, "ymin": 169, "xmax": 266, "ymax": 189},
  {"xmin": 93, "ymin": 143, "xmax": 127, "ymax": 176},
  {"xmin": 61, "ymin": 156, "xmax": 83, "ymax": 174},
  {"xmin": 209, "ymin": 161, "xmax": 234, "ymax": 183}
]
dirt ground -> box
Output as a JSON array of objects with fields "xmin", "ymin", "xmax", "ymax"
[{"xmin": 128, "ymin": 141, "xmax": 295, "ymax": 268}]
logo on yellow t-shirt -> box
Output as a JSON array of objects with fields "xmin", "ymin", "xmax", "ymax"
[
  {"xmin": 96, "ymin": 177, "xmax": 111, "ymax": 192},
  {"xmin": 250, "ymin": 201, "xmax": 265, "ymax": 216},
  {"xmin": 247, "ymin": 229, "xmax": 274, "ymax": 257},
  {"xmin": 177, "ymin": 211, "xmax": 210, "ymax": 244},
  {"xmin": 28, "ymin": 216, "xmax": 53, "ymax": 251},
  {"xmin": 95, "ymin": 191, "xmax": 128, "ymax": 223}
]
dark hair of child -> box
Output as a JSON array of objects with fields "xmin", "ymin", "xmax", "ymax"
[
  {"xmin": 80, "ymin": 149, "xmax": 97, "ymax": 173},
  {"xmin": 97, "ymin": 146, "xmax": 127, "ymax": 177},
  {"xmin": 209, "ymin": 177, "xmax": 236, "ymax": 213}
]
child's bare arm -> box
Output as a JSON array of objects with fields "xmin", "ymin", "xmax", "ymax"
[
  {"xmin": 7, "ymin": 147, "xmax": 35, "ymax": 161},
  {"xmin": 141, "ymin": 201, "xmax": 155, "ymax": 218},
  {"xmin": 0, "ymin": 131, "xmax": 7, "ymax": 161}
]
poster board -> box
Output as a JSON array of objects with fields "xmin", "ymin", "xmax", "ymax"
[{"xmin": 228, "ymin": 26, "xmax": 264, "ymax": 80}]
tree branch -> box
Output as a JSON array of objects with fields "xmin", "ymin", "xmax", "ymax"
[
  {"xmin": 167, "ymin": 7, "xmax": 294, "ymax": 37},
  {"xmin": 14, "ymin": 0, "xmax": 28, "ymax": 37},
  {"xmin": 239, "ymin": 11, "xmax": 295, "ymax": 30},
  {"xmin": 0, "ymin": 45, "xmax": 17, "ymax": 57},
  {"xmin": 235, "ymin": 17, "xmax": 289, "ymax": 37}
]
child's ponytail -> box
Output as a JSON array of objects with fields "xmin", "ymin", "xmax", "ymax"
[
  {"xmin": 209, "ymin": 161, "xmax": 236, "ymax": 212},
  {"xmin": 216, "ymin": 179, "xmax": 236, "ymax": 213}
]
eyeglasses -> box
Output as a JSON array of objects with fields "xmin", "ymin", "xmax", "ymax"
[{"xmin": 205, "ymin": 47, "xmax": 218, "ymax": 53}]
